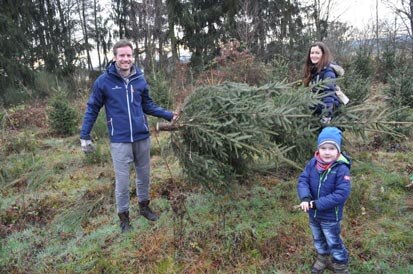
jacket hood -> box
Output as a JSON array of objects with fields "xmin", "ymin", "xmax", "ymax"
[{"xmin": 336, "ymin": 152, "xmax": 352, "ymax": 169}]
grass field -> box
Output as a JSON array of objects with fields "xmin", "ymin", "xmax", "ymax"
[{"xmin": 1, "ymin": 102, "xmax": 412, "ymax": 274}]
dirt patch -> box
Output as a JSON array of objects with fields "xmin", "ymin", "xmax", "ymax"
[
  {"xmin": 259, "ymin": 224, "xmax": 309, "ymax": 261},
  {"xmin": 0, "ymin": 195, "xmax": 64, "ymax": 238},
  {"xmin": 4, "ymin": 101, "xmax": 48, "ymax": 130}
]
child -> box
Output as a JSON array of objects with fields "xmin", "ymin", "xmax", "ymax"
[
  {"xmin": 297, "ymin": 127, "xmax": 351, "ymax": 274},
  {"xmin": 303, "ymin": 42, "xmax": 342, "ymax": 123}
]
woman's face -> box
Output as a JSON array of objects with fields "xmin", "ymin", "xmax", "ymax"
[{"xmin": 310, "ymin": 46, "xmax": 323, "ymax": 64}]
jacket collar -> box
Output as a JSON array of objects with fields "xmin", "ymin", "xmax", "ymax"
[{"xmin": 107, "ymin": 61, "xmax": 143, "ymax": 79}]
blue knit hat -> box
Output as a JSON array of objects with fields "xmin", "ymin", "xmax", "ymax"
[{"xmin": 317, "ymin": 127, "xmax": 342, "ymax": 152}]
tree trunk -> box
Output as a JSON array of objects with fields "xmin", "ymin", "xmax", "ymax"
[
  {"xmin": 167, "ymin": 0, "xmax": 179, "ymax": 62},
  {"xmin": 93, "ymin": 0, "xmax": 102, "ymax": 69},
  {"xmin": 156, "ymin": 122, "xmax": 179, "ymax": 132},
  {"xmin": 77, "ymin": 0, "xmax": 93, "ymax": 70}
]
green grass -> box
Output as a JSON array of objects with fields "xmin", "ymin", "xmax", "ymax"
[{"xmin": 1, "ymin": 121, "xmax": 413, "ymax": 274}]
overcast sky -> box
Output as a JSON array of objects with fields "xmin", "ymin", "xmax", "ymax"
[{"xmin": 331, "ymin": 0, "xmax": 394, "ymax": 29}]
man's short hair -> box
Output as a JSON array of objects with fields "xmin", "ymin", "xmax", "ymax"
[{"xmin": 113, "ymin": 39, "xmax": 133, "ymax": 56}]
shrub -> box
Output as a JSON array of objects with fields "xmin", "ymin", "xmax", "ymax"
[
  {"xmin": 383, "ymin": 66, "xmax": 413, "ymax": 137},
  {"xmin": 197, "ymin": 39, "xmax": 270, "ymax": 86},
  {"xmin": 147, "ymin": 71, "xmax": 173, "ymax": 109},
  {"xmin": 2, "ymin": 102, "xmax": 48, "ymax": 130},
  {"xmin": 339, "ymin": 68, "xmax": 370, "ymax": 105},
  {"xmin": 385, "ymin": 66, "xmax": 413, "ymax": 108},
  {"xmin": 376, "ymin": 44, "xmax": 397, "ymax": 83},
  {"xmin": 1, "ymin": 86, "xmax": 29, "ymax": 107},
  {"xmin": 33, "ymin": 71, "xmax": 59, "ymax": 98},
  {"xmin": 351, "ymin": 47, "xmax": 374, "ymax": 79},
  {"xmin": 268, "ymin": 55, "xmax": 290, "ymax": 83},
  {"xmin": 90, "ymin": 111, "xmax": 109, "ymax": 141},
  {"xmin": 48, "ymin": 92, "xmax": 78, "ymax": 136}
]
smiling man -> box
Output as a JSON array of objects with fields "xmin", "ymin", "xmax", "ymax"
[{"xmin": 80, "ymin": 39, "xmax": 177, "ymax": 233}]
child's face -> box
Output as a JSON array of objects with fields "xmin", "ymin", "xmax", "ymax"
[
  {"xmin": 318, "ymin": 143, "xmax": 339, "ymax": 163},
  {"xmin": 310, "ymin": 46, "xmax": 323, "ymax": 64}
]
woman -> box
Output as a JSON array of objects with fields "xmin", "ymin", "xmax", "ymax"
[{"xmin": 303, "ymin": 42, "xmax": 341, "ymax": 123}]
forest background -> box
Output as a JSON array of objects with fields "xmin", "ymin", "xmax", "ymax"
[{"xmin": 1, "ymin": 0, "xmax": 413, "ymax": 273}]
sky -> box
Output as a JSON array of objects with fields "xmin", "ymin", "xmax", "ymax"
[{"xmin": 330, "ymin": 0, "xmax": 394, "ymax": 29}]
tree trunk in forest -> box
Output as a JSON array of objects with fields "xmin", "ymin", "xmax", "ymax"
[
  {"xmin": 93, "ymin": 0, "xmax": 102, "ymax": 69},
  {"xmin": 167, "ymin": 0, "xmax": 179, "ymax": 62},
  {"xmin": 77, "ymin": 0, "xmax": 93, "ymax": 70}
]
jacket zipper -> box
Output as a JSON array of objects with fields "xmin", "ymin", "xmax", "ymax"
[
  {"xmin": 130, "ymin": 85, "xmax": 134, "ymax": 103},
  {"xmin": 314, "ymin": 167, "xmax": 332, "ymax": 218},
  {"xmin": 112, "ymin": 70, "xmax": 144, "ymax": 142},
  {"xmin": 124, "ymin": 80, "xmax": 133, "ymax": 142},
  {"xmin": 109, "ymin": 118, "xmax": 114, "ymax": 136},
  {"xmin": 143, "ymin": 116, "xmax": 149, "ymax": 131}
]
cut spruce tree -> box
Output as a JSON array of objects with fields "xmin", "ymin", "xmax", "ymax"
[{"xmin": 162, "ymin": 81, "xmax": 396, "ymax": 191}]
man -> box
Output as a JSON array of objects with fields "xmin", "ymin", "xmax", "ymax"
[{"xmin": 80, "ymin": 39, "xmax": 176, "ymax": 233}]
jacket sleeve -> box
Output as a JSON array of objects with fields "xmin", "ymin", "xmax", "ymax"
[
  {"xmin": 141, "ymin": 84, "xmax": 173, "ymax": 121},
  {"xmin": 80, "ymin": 80, "xmax": 104, "ymax": 140},
  {"xmin": 320, "ymin": 69, "xmax": 340, "ymax": 108},
  {"xmin": 297, "ymin": 161, "xmax": 313, "ymax": 202},
  {"xmin": 314, "ymin": 165, "xmax": 351, "ymax": 210}
]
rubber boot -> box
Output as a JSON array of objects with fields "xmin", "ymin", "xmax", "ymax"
[
  {"xmin": 311, "ymin": 254, "xmax": 331, "ymax": 273},
  {"xmin": 139, "ymin": 200, "xmax": 159, "ymax": 221},
  {"xmin": 331, "ymin": 262, "xmax": 349, "ymax": 274},
  {"xmin": 118, "ymin": 211, "xmax": 132, "ymax": 233}
]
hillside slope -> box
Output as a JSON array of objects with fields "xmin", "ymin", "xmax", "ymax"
[{"xmin": 1, "ymin": 105, "xmax": 412, "ymax": 274}]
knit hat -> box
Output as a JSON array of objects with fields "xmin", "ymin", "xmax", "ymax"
[{"xmin": 317, "ymin": 127, "xmax": 342, "ymax": 152}]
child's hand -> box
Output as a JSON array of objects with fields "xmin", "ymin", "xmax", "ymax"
[{"xmin": 299, "ymin": 201, "xmax": 310, "ymax": 212}]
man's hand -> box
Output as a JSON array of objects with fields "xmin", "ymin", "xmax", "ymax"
[
  {"xmin": 80, "ymin": 139, "xmax": 94, "ymax": 153},
  {"xmin": 172, "ymin": 111, "xmax": 180, "ymax": 123}
]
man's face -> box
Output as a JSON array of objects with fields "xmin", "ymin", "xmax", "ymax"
[{"xmin": 114, "ymin": 46, "xmax": 133, "ymax": 72}]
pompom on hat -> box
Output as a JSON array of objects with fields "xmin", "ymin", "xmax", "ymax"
[{"xmin": 317, "ymin": 127, "xmax": 342, "ymax": 152}]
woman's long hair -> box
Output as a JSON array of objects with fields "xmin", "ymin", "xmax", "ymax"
[{"xmin": 303, "ymin": 41, "xmax": 333, "ymax": 86}]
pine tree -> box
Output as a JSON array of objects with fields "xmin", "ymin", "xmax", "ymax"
[
  {"xmin": 169, "ymin": 81, "xmax": 318, "ymax": 191},
  {"xmin": 166, "ymin": 81, "xmax": 397, "ymax": 191},
  {"xmin": 48, "ymin": 91, "xmax": 78, "ymax": 137}
]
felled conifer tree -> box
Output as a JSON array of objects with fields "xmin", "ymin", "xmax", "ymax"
[
  {"xmin": 167, "ymin": 81, "xmax": 395, "ymax": 191},
  {"xmin": 168, "ymin": 81, "xmax": 315, "ymax": 190}
]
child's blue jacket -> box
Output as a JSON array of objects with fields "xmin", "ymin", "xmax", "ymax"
[
  {"xmin": 297, "ymin": 153, "xmax": 352, "ymax": 222},
  {"xmin": 80, "ymin": 62, "xmax": 173, "ymax": 143}
]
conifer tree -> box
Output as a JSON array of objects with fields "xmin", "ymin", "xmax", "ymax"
[{"xmin": 165, "ymin": 81, "xmax": 397, "ymax": 191}]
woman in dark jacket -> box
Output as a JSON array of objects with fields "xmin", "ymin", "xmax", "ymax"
[{"xmin": 303, "ymin": 42, "xmax": 341, "ymax": 123}]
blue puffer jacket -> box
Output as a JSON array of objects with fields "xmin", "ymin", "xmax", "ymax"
[
  {"xmin": 297, "ymin": 153, "xmax": 352, "ymax": 222},
  {"xmin": 311, "ymin": 64, "xmax": 341, "ymax": 116},
  {"xmin": 80, "ymin": 62, "xmax": 173, "ymax": 143}
]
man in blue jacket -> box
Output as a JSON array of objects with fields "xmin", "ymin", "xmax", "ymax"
[
  {"xmin": 297, "ymin": 127, "xmax": 351, "ymax": 273},
  {"xmin": 80, "ymin": 39, "xmax": 177, "ymax": 233}
]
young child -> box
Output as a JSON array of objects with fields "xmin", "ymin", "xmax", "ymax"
[{"xmin": 297, "ymin": 127, "xmax": 351, "ymax": 274}]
